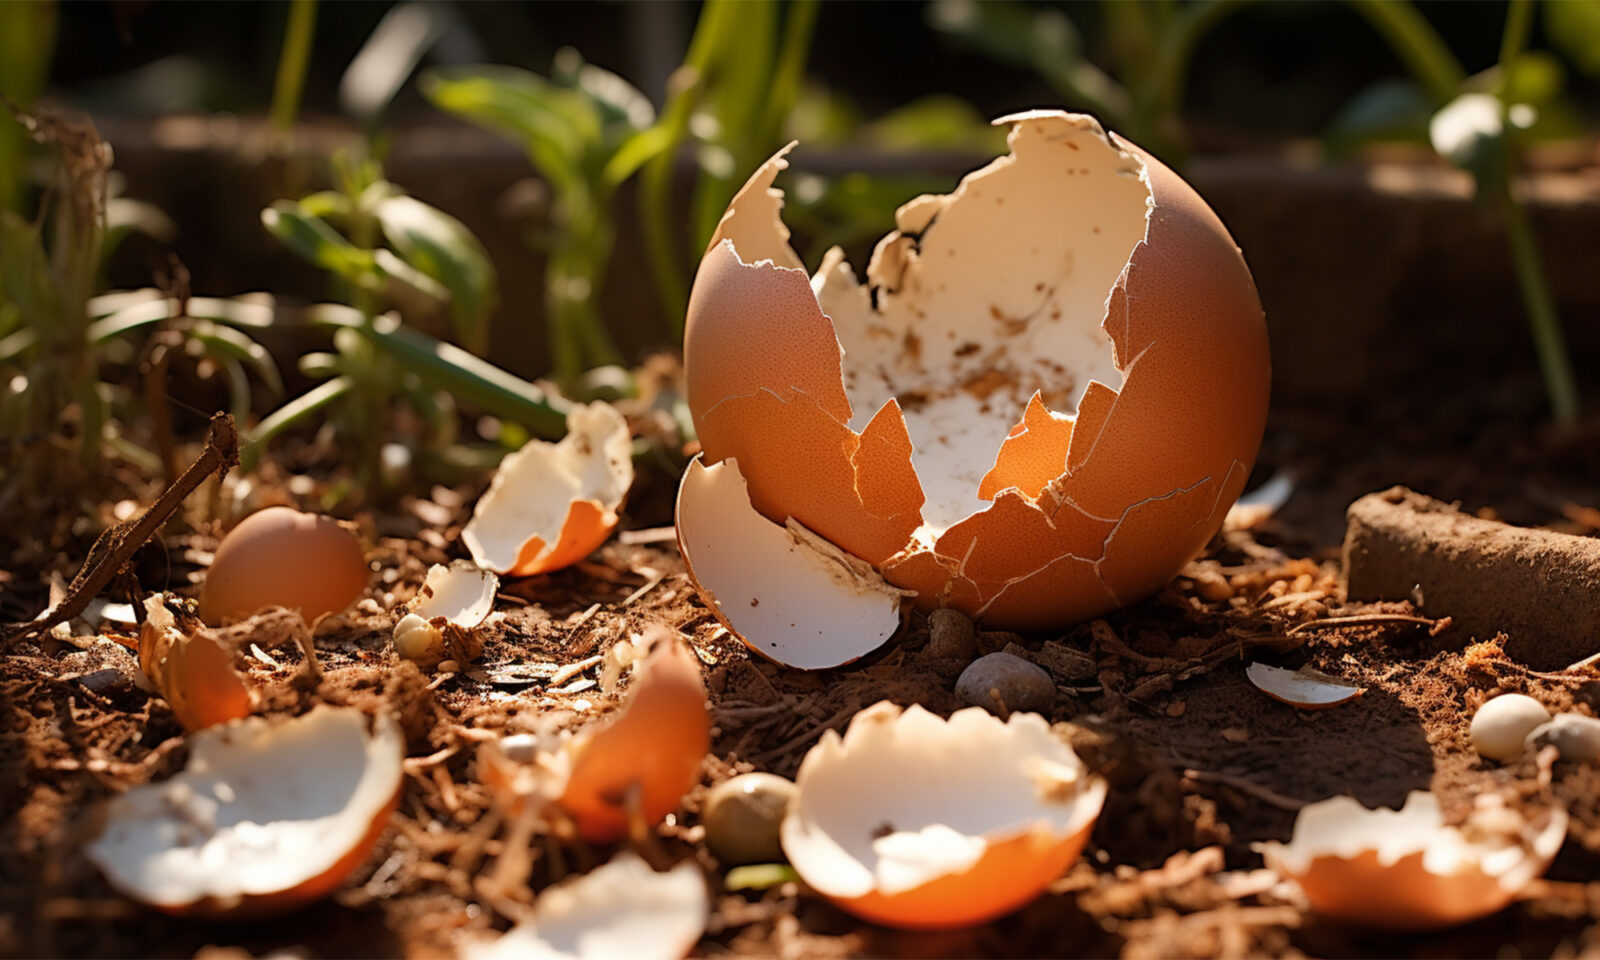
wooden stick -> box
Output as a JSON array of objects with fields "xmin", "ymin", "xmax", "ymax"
[{"xmin": 6, "ymin": 413, "xmax": 238, "ymax": 647}]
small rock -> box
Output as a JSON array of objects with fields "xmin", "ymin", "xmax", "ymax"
[
  {"xmin": 925, "ymin": 609, "xmax": 977, "ymax": 662},
  {"xmin": 956, "ymin": 653, "xmax": 1055, "ymax": 716},
  {"xmin": 702, "ymin": 773, "xmax": 797, "ymax": 865},
  {"xmin": 1526, "ymin": 713, "xmax": 1600, "ymax": 763},
  {"xmin": 1034, "ymin": 641, "xmax": 1098, "ymax": 683},
  {"xmin": 978, "ymin": 630, "xmax": 1026, "ymax": 656},
  {"xmin": 1470, "ymin": 694, "xmax": 1550, "ymax": 762}
]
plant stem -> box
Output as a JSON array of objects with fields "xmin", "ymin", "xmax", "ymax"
[
  {"xmin": 1348, "ymin": 0, "xmax": 1465, "ymax": 104},
  {"xmin": 1498, "ymin": 0, "xmax": 1533, "ymax": 67},
  {"xmin": 270, "ymin": 0, "xmax": 318, "ymax": 135},
  {"xmin": 1499, "ymin": 168, "xmax": 1578, "ymax": 424}
]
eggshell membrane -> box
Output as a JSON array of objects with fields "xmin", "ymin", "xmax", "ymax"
[
  {"xmin": 1246, "ymin": 662, "xmax": 1366, "ymax": 710},
  {"xmin": 463, "ymin": 402, "xmax": 633, "ymax": 577},
  {"xmin": 683, "ymin": 110, "xmax": 1268, "ymax": 631},
  {"xmin": 676, "ymin": 457, "xmax": 907, "ymax": 669},
  {"xmin": 463, "ymin": 852, "xmax": 708, "ymax": 960},
  {"xmin": 1257, "ymin": 791, "xmax": 1567, "ymax": 930},
  {"xmin": 782, "ymin": 703, "xmax": 1107, "ymax": 930},
  {"xmin": 559, "ymin": 628, "xmax": 710, "ymax": 842},
  {"xmin": 139, "ymin": 597, "xmax": 254, "ymax": 733},
  {"xmin": 86, "ymin": 706, "xmax": 404, "ymax": 917},
  {"xmin": 199, "ymin": 506, "xmax": 368, "ymax": 625}
]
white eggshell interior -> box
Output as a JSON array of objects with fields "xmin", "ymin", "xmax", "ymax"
[
  {"xmin": 1246, "ymin": 662, "xmax": 1364, "ymax": 707},
  {"xmin": 676, "ymin": 457, "xmax": 907, "ymax": 670},
  {"xmin": 782, "ymin": 703, "xmax": 1106, "ymax": 898},
  {"xmin": 87, "ymin": 705, "xmax": 403, "ymax": 909},
  {"xmin": 411, "ymin": 560, "xmax": 498, "ymax": 628},
  {"xmin": 463, "ymin": 402, "xmax": 633, "ymax": 573},
  {"xmin": 808, "ymin": 114, "xmax": 1151, "ymax": 534},
  {"xmin": 464, "ymin": 852, "xmax": 707, "ymax": 960}
]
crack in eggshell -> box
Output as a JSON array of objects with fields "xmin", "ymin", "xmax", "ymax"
[{"xmin": 685, "ymin": 110, "xmax": 1268, "ymax": 632}]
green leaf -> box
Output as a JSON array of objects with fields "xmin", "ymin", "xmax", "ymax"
[
  {"xmin": 189, "ymin": 322, "xmax": 284, "ymax": 398},
  {"xmin": 421, "ymin": 66, "xmax": 598, "ymax": 195},
  {"xmin": 260, "ymin": 202, "xmax": 376, "ymax": 281},
  {"xmin": 863, "ymin": 95, "xmax": 1009, "ymax": 153},
  {"xmin": 242, "ymin": 375, "xmax": 355, "ymax": 470},
  {"xmin": 1546, "ymin": 0, "xmax": 1600, "ymax": 75},
  {"xmin": 1324, "ymin": 78, "xmax": 1433, "ymax": 154},
  {"xmin": 374, "ymin": 193, "xmax": 498, "ymax": 341},
  {"xmin": 554, "ymin": 47, "xmax": 656, "ymax": 133},
  {"xmin": 602, "ymin": 125, "xmax": 676, "ymax": 189},
  {"xmin": 725, "ymin": 864, "xmax": 801, "ymax": 892}
]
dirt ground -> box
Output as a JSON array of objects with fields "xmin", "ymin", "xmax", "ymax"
[{"xmin": 3, "ymin": 362, "xmax": 1600, "ymax": 959}]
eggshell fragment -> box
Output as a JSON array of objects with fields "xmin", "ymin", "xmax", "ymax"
[
  {"xmin": 1470, "ymin": 693, "xmax": 1551, "ymax": 762},
  {"xmin": 463, "ymin": 852, "xmax": 708, "ymax": 960},
  {"xmin": 478, "ymin": 627, "xmax": 710, "ymax": 843},
  {"xmin": 86, "ymin": 706, "xmax": 404, "ymax": 917},
  {"xmin": 392, "ymin": 561, "xmax": 499, "ymax": 666},
  {"xmin": 1246, "ymin": 662, "xmax": 1366, "ymax": 710},
  {"xmin": 199, "ymin": 506, "xmax": 368, "ymax": 625},
  {"xmin": 682, "ymin": 110, "xmax": 1268, "ymax": 632},
  {"xmin": 676, "ymin": 457, "xmax": 909, "ymax": 670},
  {"xmin": 464, "ymin": 402, "xmax": 633, "ymax": 577},
  {"xmin": 138, "ymin": 595, "xmax": 254, "ymax": 732},
  {"xmin": 1257, "ymin": 790, "xmax": 1566, "ymax": 930},
  {"xmin": 781, "ymin": 702, "xmax": 1106, "ymax": 929}
]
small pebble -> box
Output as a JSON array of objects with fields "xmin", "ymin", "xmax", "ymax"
[
  {"xmin": 702, "ymin": 773, "xmax": 797, "ymax": 865},
  {"xmin": 956, "ymin": 652, "xmax": 1055, "ymax": 716},
  {"xmin": 1526, "ymin": 713, "xmax": 1600, "ymax": 763},
  {"xmin": 1469, "ymin": 694, "xmax": 1550, "ymax": 762},
  {"xmin": 925, "ymin": 609, "xmax": 977, "ymax": 662}
]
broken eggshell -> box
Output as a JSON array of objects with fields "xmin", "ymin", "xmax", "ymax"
[
  {"xmin": 462, "ymin": 852, "xmax": 708, "ymax": 960},
  {"xmin": 463, "ymin": 402, "xmax": 633, "ymax": 577},
  {"xmin": 681, "ymin": 111, "xmax": 1268, "ymax": 634},
  {"xmin": 199, "ymin": 506, "xmax": 369, "ymax": 625},
  {"xmin": 781, "ymin": 702, "xmax": 1106, "ymax": 929},
  {"xmin": 676, "ymin": 456, "xmax": 908, "ymax": 669},
  {"xmin": 478, "ymin": 627, "xmax": 710, "ymax": 843},
  {"xmin": 1245, "ymin": 662, "xmax": 1365, "ymax": 710},
  {"xmin": 86, "ymin": 705, "xmax": 404, "ymax": 917},
  {"xmin": 392, "ymin": 560, "xmax": 498, "ymax": 667},
  {"xmin": 139, "ymin": 595, "xmax": 255, "ymax": 732},
  {"xmin": 1256, "ymin": 790, "xmax": 1567, "ymax": 930}
]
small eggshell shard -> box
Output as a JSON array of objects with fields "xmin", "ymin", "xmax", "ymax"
[
  {"xmin": 1471, "ymin": 693, "xmax": 1552, "ymax": 762},
  {"xmin": 683, "ymin": 110, "xmax": 1269, "ymax": 632},
  {"xmin": 781, "ymin": 702, "xmax": 1106, "ymax": 930},
  {"xmin": 1526, "ymin": 713, "xmax": 1600, "ymax": 763},
  {"xmin": 1246, "ymin": 662, "xmax": 1365, "ymax": 710},
  {"xmin": 463, "ymin": 852, "xmax": 708, "ymax": 960},
  {"xmin": 138, "ymin": 595, "xmax": 254, "ymax": 732},
  {"xmin": 702, "ymin": 772, "xmax": 798, "ymax": 866},
  {"xmin": 1256, "ymin": 790, "xmax": 1567, "ymax": 930},
  {"xmin": 392, "ymin": 561, "xmax": 499, "ymax": 667},
  {"xmin": 199, "ymin": 506, "xmax": 369, "ymax": 625},
  {"xmin": 86, "ymin": 705, "xmax": 404, "ymax": 917},
  {"xmin": 676, "ymin": 457, "xmax": 908, "ymax": 670},
  {"xmin": 463, "ymin": 402, "xmax": 633, "ymax": 577}
]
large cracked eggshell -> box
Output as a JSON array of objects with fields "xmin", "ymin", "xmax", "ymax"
[
  {"xmin": 199, "ymin": 506, "xmax": 368, "ymax": 625},
  {"xmin": 464, "ymin": 402, "xmax": 633, "ymax": 577},
  {"xmin": 463, "ymin": 852, "xmax": 708, "ymax": 960},
  {"xmin": 676, "ymin": 456, "xmax": 908, "ymax": 669},
  {"xmin": 87, "ymin": 705, "xmax": 404, "ymax": 917},
  {"xmin": 781, "ymin": 702, "xmax": 1106, "ymax": 929},
  {"xmin": 681, "ymin": 110, "xmax": 1268, "ymax": 631},
  {"xmin": 1257, "ymin": 790, "xmax": 1566, "ymax": 930}
]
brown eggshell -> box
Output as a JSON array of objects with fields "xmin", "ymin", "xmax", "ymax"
[
  {"xmin": 978, "ymin": 393, "xmax": 1074, "ymax": 501},
  {"xmin": 199, "ymin": 507, "xmax": 367, "ymax": 625},
  {"xmin": 559, "ymin": 627, "xmax": 710, "ymax": 842},
  {"xmin": 139, "ymin": 597, "xmax": 254, "ymax": 733}
]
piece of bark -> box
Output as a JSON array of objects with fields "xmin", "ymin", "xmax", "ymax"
[{"xmin": 1342, "ymin": 486, "xmax": 1600, "ymax": 669}]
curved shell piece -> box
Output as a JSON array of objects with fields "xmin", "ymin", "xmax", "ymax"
[
  {"xmin": 139, "ymin": 596, "xmax": 254, "ymax": 732},
  {"xmin": 558, "ymin": 627, "xmax": 710, "ymax": 842},
  {"xmin": 86, "ymin": 706, "xmax": 404, "ymax": 917},
  {"xmin": 464, "ymin": 402, "xmax": 633, "ymax": 577},
  {"xmin": 676, "ymin": 457, "xmax": 908, "ymax": 670},
  {"xmin": 1257, "ymin": 790, "xmax": 1567, "ymax": 930},
  {"xmin": 681, "ymin": 110, "xmax": 1268, "ymax": 632},
  {"xmin": 463, "ymin": 852, "xmax": 708, "ymax": 960},
  {"xmin": 410, "ymin": 560, "xmax": 498, "ymax": 628},
  {"xmin": 1246, "ymin": 662, "xmax": 1365, "ymax": 710},
  {"xmin": 781, "ymin": 702, "xmax": 1106, "ymax": 929}
]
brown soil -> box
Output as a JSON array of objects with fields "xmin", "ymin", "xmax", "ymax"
[{"xmin": 4, "ymin": 380, "xmax": 1600, "ymax": 959}]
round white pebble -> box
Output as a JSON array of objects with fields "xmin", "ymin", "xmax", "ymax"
[{"xmin": 1470, "ymin": 694, "xmax": 1550, "ymax": 762}]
